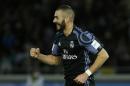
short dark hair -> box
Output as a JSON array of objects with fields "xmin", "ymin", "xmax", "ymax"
[
  {"xmin": 57, "ymin": 5, "xmax": 73, "ymax": 11},
  {"xmin": 56, "ymin": 5, "xmax": 75, "ymax": 20}
]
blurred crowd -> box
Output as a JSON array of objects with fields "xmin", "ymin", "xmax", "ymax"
[{"xmin": 0, "ymin": 0, "xmax": 130, "ymax": 74}]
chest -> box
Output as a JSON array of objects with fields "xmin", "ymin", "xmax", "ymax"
[{"xmin": 57, "ymin": 33, "xmax": 84, "ymax": 53}]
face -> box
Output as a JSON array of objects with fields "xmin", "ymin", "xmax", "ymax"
[{"xmin": 53, "ymin": 10, "xmax": 66, "ymax": 30}]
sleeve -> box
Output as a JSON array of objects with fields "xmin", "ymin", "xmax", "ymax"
[
  {"xmin": 51, "ymin": 34, "xmax": 62, "ymax": 56},
  {"xmin": 51, "ymin": 43, "xmax": 61, "ymax": 56},
  {"xmin": 79, "ymin": 31, "xmax": 102, "ymax": 55}
]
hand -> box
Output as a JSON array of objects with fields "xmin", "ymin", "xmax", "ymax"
[
  {"xmin": 74, "ymin": 72, "xmax": 89, "ymax": 84},
  {"xmin": 30, "ymin": 48, "xmax": 40, "ymax": 58}
]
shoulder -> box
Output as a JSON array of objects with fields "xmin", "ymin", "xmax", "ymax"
[
  {"xmin": 73, "ymin": 26, "xmax": 95, "ymax": 44},
  {"xmin": 80, "ymin": 31, "xmax": 95, "ymax": 44}
]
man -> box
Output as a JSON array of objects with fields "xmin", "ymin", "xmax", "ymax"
[{"xmin": 30, "ymin": 5, "xmax": 109, "ymax": 86}]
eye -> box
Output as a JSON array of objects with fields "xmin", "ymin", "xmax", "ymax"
[{"xmin": 54, "ymin": 16, "xmax": 58, "ymax": 19}]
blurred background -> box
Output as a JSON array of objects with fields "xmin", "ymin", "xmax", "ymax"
[{"xmin": 0, "ymin": 0, "xmax": 130, "ymax": 86}]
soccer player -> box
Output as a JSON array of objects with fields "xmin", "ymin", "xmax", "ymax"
[{"xmin": 30, "ymin": 5, "xmax": 109, "ymax": 86}]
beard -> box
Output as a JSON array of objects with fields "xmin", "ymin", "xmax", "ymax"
[{"xmin": 56, "ymin": 20, "xmax": 65, "ymax": 32}]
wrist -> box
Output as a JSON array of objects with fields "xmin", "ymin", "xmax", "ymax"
[
  {"xmin": 35, "ymin": 53, "xmax": 41, "ymax": 58},
  {"xmin": 85, "ymin": 69, "xmax": 92, "ymax": 76}
]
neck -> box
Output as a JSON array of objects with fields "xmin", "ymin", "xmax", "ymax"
[{"xmin": 64, "ymin": 22, "xmax": 74, "ymax": 37}]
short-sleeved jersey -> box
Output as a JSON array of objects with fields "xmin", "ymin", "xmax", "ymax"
[{"xmin": 51, "ymin": 26, "xmax": 102, "ymax": 80}]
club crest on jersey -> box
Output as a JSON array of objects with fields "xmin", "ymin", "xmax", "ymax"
[{"xmin": 70, "ymin": 41, "xmax": 74, "ymax": 48}]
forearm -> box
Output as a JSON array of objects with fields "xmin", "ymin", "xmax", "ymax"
[
  {"xmin": 36, "ymin": 53, "xmax": 61, "ymax": 65},
  {"xmin": 89, "ymin": 48, "xmax": 109, "ymax": 74}
]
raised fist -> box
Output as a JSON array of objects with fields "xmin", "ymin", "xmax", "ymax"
[{"xmin": 30, "ymin": 48, "xmax": 40, "ymax": 58}]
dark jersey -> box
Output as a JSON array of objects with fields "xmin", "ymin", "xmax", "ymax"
[{"xmin": 51, "ymin": 26, "xmax": 102, "ymax": 80}]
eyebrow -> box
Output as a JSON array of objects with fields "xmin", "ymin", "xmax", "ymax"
[{"xmin": 54, "ymin": 16, "xmax": 58, "ymax": 18}]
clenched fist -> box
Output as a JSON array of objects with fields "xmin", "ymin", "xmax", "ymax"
[{"xmin": 30, "ymin": 48, "xmax": 40, "ymax": 58}]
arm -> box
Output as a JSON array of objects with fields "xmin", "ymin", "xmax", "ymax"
[
  {"xmin": 30, "ymin": 48, "xmax": 61, "ymax": 65},
  {"xmin": 89, "ymin": 48, "xmax": 109, "ymax": 74},
  {"xmin": 37, "ymin": 54, "xmax": 61, "ymax": 65},
  {"xmin": 78, "ymin": 31, "xmax": 109, "ymax": 74},
  {"xmin": 74, "ymin": 48, "xmax": 109, "ymax": 84},
  {"xmin": 74, "ymin": 31, "xmax": 109, "ymax": 84}
]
